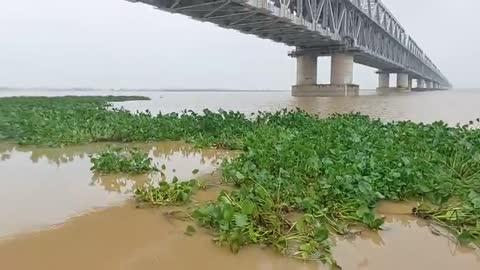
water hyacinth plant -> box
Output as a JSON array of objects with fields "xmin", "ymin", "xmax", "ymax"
[
  {"xmin": 135, "ymin": 178, "xmax": 201, "ymax": 206},
  {"xmin": 90, "ymin": 147, "xmax": 158, "ymax": 174},
  {"xmin": 2, "ymin": 96, "xmax": 480, "ymax": 267}
]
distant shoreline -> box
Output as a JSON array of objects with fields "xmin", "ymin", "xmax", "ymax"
[{"xmin": 0, "ymin": 88, "xmax": 289, "ymax": 93}]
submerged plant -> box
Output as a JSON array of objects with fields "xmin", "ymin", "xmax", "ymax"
[{"xmin": 90, "ymin": 147, "xmax": 158, "ymax": 174}]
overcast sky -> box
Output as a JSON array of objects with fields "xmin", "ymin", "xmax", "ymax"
[{"xmin": 0, "ymin": 0, "xmax": 478, "ymax": 90}]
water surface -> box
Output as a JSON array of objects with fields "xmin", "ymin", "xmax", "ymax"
[
  {"xmin": 0, "ymin": 142, "xmax": 226, "ymax": 238},
  {"xmin": 1, "ymin": 88, "xmax": 480, "ymax": 124}
]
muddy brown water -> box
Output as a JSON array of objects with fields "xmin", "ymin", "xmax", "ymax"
[
  {"xmin": 0, "ymin": 142, "xmax": 227, "ymax": 238},
  {"xmin": 1, "ymin": 89, "xmax": 480, "ymax": 269}
]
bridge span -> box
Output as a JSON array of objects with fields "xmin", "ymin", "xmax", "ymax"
[{"xmin": 127, "ymin": 0, "xmax": 451, "ymax": 96}]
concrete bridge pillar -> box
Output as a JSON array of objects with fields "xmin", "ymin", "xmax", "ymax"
[
  {"xmin": 408, "ymin": 77, "xmax": 413, "ymax": 90},
  {"xmin": 396, "ymin": 73, "xmax": 409, "ymax": 89},
  {"xmin": 377, "ymin": 72, "xmax": 390, "ymax": 89},
  {"xmin": 295, "ymin": 54, "xmax": 317, "ymax": 85},
  {"xmin": 291, "ymin": 52, "xmax": 359, "ymax": 97},
  {"xmin": 331, "ymin": 54, "xmax": 354, "ymax": 85},
  {"xmin": 426, "ymin": 80, "xmax": 433, "ymax": 89},
  {"xmin": 417, "ymin": 79, "xmax": 426, "ymax": 89}
]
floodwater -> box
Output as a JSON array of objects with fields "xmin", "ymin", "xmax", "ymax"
[
  {"xmin": 1, "ymin": 89, "xmax": 480, "ymax": 270},
  {"xmin": 0, "ymin": 142, "xmax": 227, "ymax": 238},
  {"xmin": 2, "ymin": 88, "xmax": 480, "ymax": 124}
]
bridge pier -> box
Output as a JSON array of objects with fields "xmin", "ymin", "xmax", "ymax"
[
  {"xmin": 292, "ymin": 53, "xmax": 359, "ymax": 97},
  {"xmin": 331, "ymin": 54, "xmax": 354, "ymax": 85},
  {"xmin": 396, "ymin": 73, "xmax": 409, "ymax": 90},
  {"xmin": 377, "ymin": 72, "xmax": 390, "ymax": 89},
  {"xmin": 426, "ymin": 80, "xmax": 433, "ymax": 89},
  {"xmin": 295, "ymin": 54, "xmax": 317, "ymax": 85},
  {"xmin": 408, "ymin": 77, "xmax": 413, "ymax": 90},
  {"xmin": 416, "ymin": 79, "xmax": 426, "ymax": 89}
]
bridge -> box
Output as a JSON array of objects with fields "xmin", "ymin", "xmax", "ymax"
[{"xmin": 127, "ymin": 0, "xmax": 451, "ymax": 96}]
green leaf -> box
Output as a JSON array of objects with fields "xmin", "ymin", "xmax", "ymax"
[
  {"xmin": 417, "ymin": 183, "xmax": 431, "ymax": 193},
  {"xmin": 458, "ymin": 230, "xmax": 475, "ymax": 244},
  {"xmin": 468, "ymin": 191, "xmax": 480, "ymax": 209},
  {"xmin": 358, "ymin": 181, "xmax": 372, "ymax": 195},
  {"xmin": 392, "ymin": 172, "xmax": 401, "ymax": 178},
  {"xmin": 314, "ymin": 227, "xmax": 329, "ymax": 242},
  {"xmin": 239, "ymin": 200, "xmax": 255, "ymax": 215},
  {"xmin": 234, "ymin": 213, "xmax": 249, "ymax": 227},
  {"xmin": 235, "ymin": 171, "xmax": 245, "ymax": 180}
]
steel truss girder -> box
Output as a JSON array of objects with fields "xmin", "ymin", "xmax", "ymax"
[{"xmin": 127, "ymin": 0, "xmax": 450, "ymax": 87}]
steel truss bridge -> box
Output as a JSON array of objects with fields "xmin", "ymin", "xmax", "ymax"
[{"xmin": 127, "ymin": 0, "xmax": 451, "ymax": 89}]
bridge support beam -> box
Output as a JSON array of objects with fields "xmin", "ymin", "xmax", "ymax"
[
  {"xmin": 396, "ymin": 73, "xmax": 409, "ymax": 90},
  {"xmin": 408, "ymin": 77, "xmax": 413, "ymax": 90},
  {"xmin": 292, "ymin": 53, "xmax": 359, "ymax": 97},
  {"xmin": 377, "ymin": 72, "xmax": 390, "ymax": 89}
]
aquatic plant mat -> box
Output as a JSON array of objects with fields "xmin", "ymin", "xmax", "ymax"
[
  {"xmin": 90, "ymin": 147, "xmax": 158, "ymax": 174},
  {"xmin": 1, "ymin": 96, "xmax": 479, "ymax": 268}
]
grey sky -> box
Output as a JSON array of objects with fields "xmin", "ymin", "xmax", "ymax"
[{"xmin": 0, "ymin": 0, "xmax": 478, "ymax": 89}]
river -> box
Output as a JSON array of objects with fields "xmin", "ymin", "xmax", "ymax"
[{"xmin": 0, "ymin": 89, "xmax": 479, "ymax": 270}]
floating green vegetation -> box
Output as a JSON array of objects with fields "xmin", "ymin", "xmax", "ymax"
[
  {"xmin": 0, "ymin": 96, "xmax": 150, "ymax": 145},
  {"xmin": 135, "ymin": 178, "xmax": 201, "ymax": 206},
  {"xmin": 2, "ymin": 96, "xmax": 480, "ymax": 268},
  {"xmin": 0, "ymin": 96, "xmax": 252, "ymax": 147},
  {"xmin": 414, "ymin": 198, "xmax": 480, "ymax": 246},
  {"xmin": 90, "ymin": 147, "xmax": 158, "ymax": 174},
  {"xmin": 192, "ymin": 188, "xmax": 337, "ymax": 265}
]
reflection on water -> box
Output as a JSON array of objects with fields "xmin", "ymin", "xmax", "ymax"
[
  {"xmin": 90, "ymin": 174, "xmax": 150, "ymax": 194},
  {"xmin": 0, "ymin": 141, "xmax": 226, "ymax": 166},
  {"xmin": 0, "ymin": 141, "xmax": 228, "ymax": 238}
]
